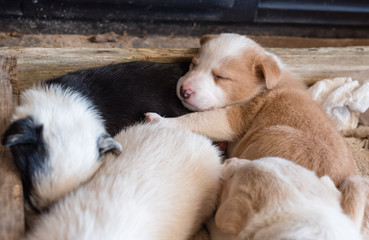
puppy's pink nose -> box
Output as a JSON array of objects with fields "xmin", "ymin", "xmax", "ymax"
[{"xmin": 180, "ymin": 86, "xmax": 194, "ymax": 100}]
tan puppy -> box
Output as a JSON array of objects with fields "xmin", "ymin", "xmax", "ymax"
[
  {"xmin": 145, "ymin": 33, "xmax": 369, "ymax": 236},
  {"xmin": 207, "ymin": 157, "xmax": 362, "ymax": 240},
  {"xmin": 146, "ymin": 33, "xmax": 355, "ymax": 186}
]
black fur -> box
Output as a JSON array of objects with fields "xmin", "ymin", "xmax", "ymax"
[
  {"xmin": 2, "ymin": 117, "xmax": 47, "ymax": 212},
  {"xmin": 1, "ymin": 61, "xmax": 191, "ymax": 210},
  {"xmin": 46, "ymin": 61, "xmax": 191, "ymax": 135}
]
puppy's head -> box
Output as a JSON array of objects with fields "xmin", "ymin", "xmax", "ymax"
[
  {"xmin": 1, "ymin": 85, "xmax": 122, "ymax": 212},
  {"xmin": 177, "ymin": 33, "xmax": 282, "ymax": 111},
  {"xmin": 215, "ymin": 157, "xmax": 341, "ymax": 236}
]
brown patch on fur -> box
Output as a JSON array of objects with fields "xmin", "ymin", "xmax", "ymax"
[
  {"xmin": 254, "ymin": 54, "xmax": 281, "ymax": 89},
  {"xmin": 225, "ymin": 81, "xmax": 356, "ymax": 185},
  {"xmin": 213, "ymin": 49, "xmax": 282, "ymax": 105},
  {"xmin": 339, "ymin": 175, "xmax": 369, "ymax": 238},
  {"xmin": 207, "ymin": 45, "xmax": 356, "ymax": 185},
  {"xmin": 215, "ymin": 163, "xmax": 288, "ymax": 235},
  {"xmin": 200, "ymin": 34, "xmax": 218, "ymax": 46}
]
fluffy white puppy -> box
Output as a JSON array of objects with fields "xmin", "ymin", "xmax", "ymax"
[
  {"xmin": 25, "ymin": 123, "xmax": 222, "ymax": 240},
  {"xmin": 208, "ymin": 157, "xmax": 362, "ymax": 240}
]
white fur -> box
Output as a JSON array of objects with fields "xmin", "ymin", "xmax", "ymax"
[
  {"xmin": 145, "ymin": 107, "xmax": 236, "ymax": 142},
  {"xmin": 26, "ymin": 123, "xmax": 222, "ymax": 240},
  {"xmin": 177, "ymin": 71, "xmax": 227, "ymax": 111},
  {"xmin": 13, "ymin": 84, "xmax": 108, "ymax": 209},
  {"xmin": 209, "ymin": 157, "xmax": 362, "ymax": 240}
]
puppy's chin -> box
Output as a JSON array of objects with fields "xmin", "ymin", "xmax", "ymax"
[{"xmin": 181, "ymin": 100, "xmax": 212, "ymax": 112}]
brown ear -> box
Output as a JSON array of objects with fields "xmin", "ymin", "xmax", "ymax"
[
  {"xmin": 200, "ymin": 34, "xmax": 217, "ymax": 46},
  {"xmin": 215, "ymin": 197, "xmax": 253, "ymax": 235},
  {"xmin": 255, "ymin": 53, "xmax": 281, "ymax": 89},
  {"xmin": 222, "ymin": 158, "xmax": 249, "ymax": 180},
  {"xmin": 338, "ymin": 176, "xmax": 369, "ymax": 228}
]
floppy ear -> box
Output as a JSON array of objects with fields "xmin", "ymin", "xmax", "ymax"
[
  {"xmin": 97, "ymin": 134, "xmax": 122, "ymax": 156},
  {"xmin": 2, "ymin": 117, "xmax": 39, "ymax": 146},
  {"xmin": 254, "ymin": 53, "xmax": 281, "ymax": 89},
  {"xmin": 222, "ymin": 158, "xmax": 248, "ymax": 180},
  {"xmin": 200, "ymin": 34, "xmax": 217, "ymax": 46},
  {"xmin": 215, "ymin": 197, "xmax": 253, "ymax": 235},
  {"xmin": 338, "ymin": 176, "xmax": 368, "ymax": 228}
]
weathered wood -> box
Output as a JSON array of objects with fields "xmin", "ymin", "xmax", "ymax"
[
  {"xmin": 0, "ymin": 46, "xmax": 368, "ymax": 91},
  {"xmin": 0, "ymin": 48, "xmax": 198, "ymax": 91},
  {"xmin": 0, "ymin": 56, "xmax": 24, "ymax": 240}
]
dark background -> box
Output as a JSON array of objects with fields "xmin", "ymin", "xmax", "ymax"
[{"xmin": 1, "ymin": 0, "xmax": 369, "ymax": 38}]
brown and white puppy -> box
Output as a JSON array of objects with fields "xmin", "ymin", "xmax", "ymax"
[
  {"xmin": 207, "ymin": 157, "xmax": 362, "ymax": 240},
  {"xmin": 146, "ymin": 33, "xmax": 355, "ymax": 186},
  {"xmin": 145, "ymin": 33, "xmax": 369, "ymax": 235}
]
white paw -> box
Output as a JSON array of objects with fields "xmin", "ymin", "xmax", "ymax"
[{"xmin": 145, "ymin": 112, "xmax": 164, "ymax": 123}]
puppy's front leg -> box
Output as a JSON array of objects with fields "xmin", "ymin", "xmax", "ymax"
[{"xmin": 145, "ymin": 106, "xmax": 242, "ymax": 142}]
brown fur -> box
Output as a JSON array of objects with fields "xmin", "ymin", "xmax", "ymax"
[
  {"xmin": 218, "ymin": 51, "xmax": 356, "ymax": 185},
  {"xmin": 339, "ymin": 175, "xmax": 369, "ymax": 239},
  {"xmin": 210, "ymin": 157, "xmax": 361, "ymax": 239},
  {"xmin": 146, "ymin": 34, "xmax": 367, "ymax": 236},
  {"xmin": 199, "ymin": 34, "xmax": 217, "ymax": 46}
]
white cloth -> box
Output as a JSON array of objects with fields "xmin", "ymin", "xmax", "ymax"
[{"xmin": 308, "ymin": 77, "xmax": 369, "ymax": 131}]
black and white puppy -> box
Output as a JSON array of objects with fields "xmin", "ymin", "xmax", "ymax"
[
  {"xmin": 1, "ymin": 61, "xmax": 191, "ymax": 212},
  {"xmin": 25, "ymin": 123, "xmax": 222, "ymax": 240}
]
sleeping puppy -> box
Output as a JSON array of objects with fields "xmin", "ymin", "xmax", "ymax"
[
  {"xmin": 145, "ymin": 34, "xmax": 369, "ymax": 235},
  {"xmin": 145, "ymin": 33, "xmax": 356, "ymax": 186},
  {"xmin": 1, "ymin": 61, "xmax": 190, "ymax": 213},
  {"xmin": 208, "ymin": 157, "xmax": 362, "ymax": 240},
  {"xmin": 25, "ymin": 123, "xmax": 222, "ymax": 240}
]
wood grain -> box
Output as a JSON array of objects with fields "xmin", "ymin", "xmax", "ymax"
[
  {"xmin": 0, "ymin": 56, "xmax": 24, "ymax": 240},
  {"xmin": 0, "ymin": 46, "xmax": 368, "ymax": 91}
]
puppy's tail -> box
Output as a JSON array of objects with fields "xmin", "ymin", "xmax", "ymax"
[{"xmin": 339, "ymin": 175, "xmax": 369, "ymax": 238}]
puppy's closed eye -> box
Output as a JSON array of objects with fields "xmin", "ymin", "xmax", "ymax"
[
  {"xmin": 212, "ymin": 71, "xmax": 231, "ymax": 81},
  {"xmin": 215, "ymin": 75, "xmax": 230, "ymax": 81}
]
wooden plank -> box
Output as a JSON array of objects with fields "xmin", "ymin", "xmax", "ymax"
[
  {"xmin": 0, "ymin": 48, "xmax": 197, "ymax": 91},
  {"xmin": 0, "ymin": 56, "xmax": 24, "ymax": 240},
  {"xmin": 0, "ymin": 46, "xmax": 368, "ymax": 91},
  {"xmin": 252, "ymin": 36, "xmax": 369, "ymax": 48},
  {"xmin": 269, "ymin": 47, "xmax": 369, "ymax": 85}
]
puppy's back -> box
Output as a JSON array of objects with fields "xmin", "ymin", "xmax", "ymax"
[
  {"xmin": 26, "ymin": 123, "xmax": 222, "ymax": 240},
  {"xmin": 232, "ymin": 84, "xmax": 356, "ymax": 185},
  {"xmin": 46, "ymin": 61, "xmax": 191, "ymax": 135}
]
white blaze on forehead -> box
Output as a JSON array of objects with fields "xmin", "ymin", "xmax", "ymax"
[
  {"xmin": 182, "ymin": 73, "xmax": 227, "ymax": 111},
  {"xmin": 178, "ymin": 34, "xmax": 258, "ymax": 111},
  {"xmin": 197, "ymin": 33, "xmax": 256, "ymax": 69}
]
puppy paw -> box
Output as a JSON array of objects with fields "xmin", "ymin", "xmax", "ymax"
[{"xmin": 145, "ymin": 112, "xmax": 164, "ymax": 123}]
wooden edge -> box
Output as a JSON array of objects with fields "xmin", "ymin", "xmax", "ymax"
[
  {"xmin": 0, "ymin": 46, "xmax": 368, "ymax": 90},
  {"xmin": 0, "ymin": 56, "xmax": 24, "ymax": 240}
]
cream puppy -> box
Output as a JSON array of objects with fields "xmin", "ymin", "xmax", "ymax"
[
  {"xmin": 25, "ymin": 123, "xmax": 222, "ymax": 240},
  {"xmin": 208, "ymin": 157, "xmax": 362, "ymax": 240}
]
